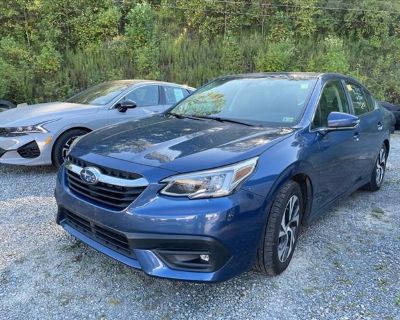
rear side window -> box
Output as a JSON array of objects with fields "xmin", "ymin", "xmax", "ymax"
[
  {"xmin": 125, "ymin": 85, "xmax": 159, "ymax": 107},
  {"xmin": 313, "ymin": 81, "xmax": 350, "ymax": 128},
  {"xmin": 345, "ymin": 82, "xmax": 371, "ymax": 115},
  {"xmin": 364, "ymin": 90, "xmax": 376, "ymax": 112},
  {"xmin": 163, "ymin": 86, "xmax": 189, "ymax": 104}
]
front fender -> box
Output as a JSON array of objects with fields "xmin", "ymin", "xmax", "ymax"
[{"xmin": 241, "ymin": 128, "xmax": 318, "ymax": 225}]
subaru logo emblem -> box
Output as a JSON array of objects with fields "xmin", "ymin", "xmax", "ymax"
[{"xmin": 80, "ymin": 167, "xmax": 101, "ymax": 185}]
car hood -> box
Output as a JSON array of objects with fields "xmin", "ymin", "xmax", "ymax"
[
  {"xmin": 73, "ymin": 116, "xmax": 295, "ymax": 173},
  {"xmin": 0, "ymin": 102, "xmax": 99, "ymax": 126}
]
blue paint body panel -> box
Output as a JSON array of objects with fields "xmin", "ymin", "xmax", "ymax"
[{"xmin": 55, "ymin": 73, "xmax": 392, "ymax": 282}]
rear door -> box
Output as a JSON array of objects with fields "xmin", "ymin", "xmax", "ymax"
[
  {"xmin": 344, "ymin": 81, "xmax": 383, "ymax": 178},
  {"xmin": 310, "ymin": 80, "xmax": 362, "ymax": 210}
]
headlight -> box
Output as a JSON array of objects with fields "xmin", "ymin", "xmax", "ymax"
[
  {"xmin": 160, "ymin": 157, "xmax": 258, "ymax": 199},
  {"xmin": 5, "ymin": 125, "xmax": 47, "ymax": 135},
  {"xmin": 1, "ymin": 119, "xmax": 59, "ymax": 136}
]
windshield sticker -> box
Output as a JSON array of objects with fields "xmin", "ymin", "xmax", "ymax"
[{"xmin": 282, "ymin": 117, "xmax": 294, "ymax": 122}]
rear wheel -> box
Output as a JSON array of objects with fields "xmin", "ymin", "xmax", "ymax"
[
  {"xmin": 255, "ymin": 180, "xmax": 303, "ymax": 276},
  {"xmin": 52, "ymin": 129, "xmax": 88, "ymax": 168},
  {"xmin": 364, "ymin": 144, "xmax": 387, "ymax": 191}
]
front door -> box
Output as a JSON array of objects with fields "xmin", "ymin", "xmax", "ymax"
[
  {"xmin": 309, "ymin": 80, "xmax": 362, "ymax": 211},
  {"xmin": 121, "ymin": 84, "xmax": 162, "ymax": 117}
]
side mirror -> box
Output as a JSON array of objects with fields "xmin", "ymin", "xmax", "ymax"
[
  {"xmin": 117, "ymin": 100, "xmax": 137, "ymax": 113},
  {"xmin": 327, "ymin": 112, "xmax": 360, "ymax": 130}
]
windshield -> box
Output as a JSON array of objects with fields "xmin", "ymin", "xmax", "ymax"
[
  {"xmin": 67, "ymin": 82, "xmax": 131, "ymax": 105},
  {"xmin": 170, "ymin": 77, "xmax": 317, "ymax": 126}
]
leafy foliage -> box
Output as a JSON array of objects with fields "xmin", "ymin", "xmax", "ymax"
[{"xmin": 1, "ymin": 0, "xmax": 400, "ymax": 103}]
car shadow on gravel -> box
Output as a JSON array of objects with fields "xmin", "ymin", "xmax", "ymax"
[{"xmin": 0, "ymin": 164, "xmax": 57, "ymax": 175}]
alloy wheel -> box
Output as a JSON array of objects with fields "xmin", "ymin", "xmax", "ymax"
[
  {"xmin": 278, "ymin": 195, "xmax": 300, "ymax": 263},
  {"xmin": 61, "ymin": 136, "xmax": 79, "ymax": 160},
  {"xmin": 376, "ymin": 147, "xmax": 386, "ymax": 186}
]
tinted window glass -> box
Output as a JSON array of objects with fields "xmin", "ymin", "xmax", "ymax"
[
  {"xmin": 346, "ymin": 82, "xmax": 369, "ymax": 115},
  {"xmin": 67, "ymin": 81, "xmax": 131, "ymax": 105},
  {"xmin": 125, "ymin": 85, "xmax": 159, "ymax": 107},
  {"xmin": 163, "ymin": 86, "xmax": 189, "ymax": 104},
  {"xmin": 364, "ymin": 90, "xmax": 375, "ymax": 112},
  {"xmin": 313, "ymin": 81, "xmax": 350, "ymax": 128},
  {"xmin": 170, "ymin": 78, "xmax": 317, "ymax": 126}
]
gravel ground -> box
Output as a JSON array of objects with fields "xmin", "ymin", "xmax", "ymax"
[{"xmin": 0, "ymin": 134, "xmax": 399, "ymax": 320}]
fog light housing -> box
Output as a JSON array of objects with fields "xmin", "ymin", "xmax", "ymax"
[
  {"xmin": 155, "ymin": 249, "xmax": 214, "ymax": 272},
  {"xmin": 17, "ymin": 141, "xmax": 40, "ymax": 158}
]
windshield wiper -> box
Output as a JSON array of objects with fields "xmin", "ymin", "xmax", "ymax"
[
  {"xmin": 167, "ymin": 112, "xmax": 255, "ymax": 127},
  {"xmin": 190, "ymin": 115, "xmax": 255, "ymax": 127}
]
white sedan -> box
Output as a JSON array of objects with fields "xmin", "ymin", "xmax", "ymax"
[{"xmin": 0, "ymin": 80, "xmax": 194, "ymax": 167}]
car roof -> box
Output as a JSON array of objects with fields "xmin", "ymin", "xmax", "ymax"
[
  {"xmin": 216, "ymin": 72, "xmax": 356, "ymax": 81},
  {"xmin": 220, "ymin": 72, "xmax": 322, "ymax": 80},
  {"xmin": 213, "ymin": 72, "xmax": 369, "ymax": 92},
  {"xmin": 105, "ymin": 80, "xmax": 195, "ymax": 90}
]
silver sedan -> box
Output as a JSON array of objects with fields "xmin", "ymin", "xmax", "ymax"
[{"xmin": 0, "ymin": 80, "xmax": 194, "ymax": 167}]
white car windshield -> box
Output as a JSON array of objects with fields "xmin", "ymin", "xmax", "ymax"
[{"xmin": 67, "ymin": 82, "xmax": 131, "ymax": 105}]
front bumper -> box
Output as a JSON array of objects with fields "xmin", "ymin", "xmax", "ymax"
[
  {"xmin": 55, "ymin": 165, "xmax": 267, "ymax": 282},
  {"xmin": 0, "ymin": 133, "xmax": 53, "ymax": 165}
]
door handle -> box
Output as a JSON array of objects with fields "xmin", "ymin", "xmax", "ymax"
[
  {"xmin": 353, "ymin": 132, "xmax": 360, "ymax": 141},
  {"xmin": 377, "ymin": 122, "xmax": 383, "ymax": 131}
]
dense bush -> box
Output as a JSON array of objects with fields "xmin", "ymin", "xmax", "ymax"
[{"xmin": 1, "ymin": 0, "xmax": 400, "ymax": 103}]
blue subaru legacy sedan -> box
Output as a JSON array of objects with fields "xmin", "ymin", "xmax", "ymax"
[{"xmin": 55, "ymin": 73, "xmax": 392, "ymax": 282}]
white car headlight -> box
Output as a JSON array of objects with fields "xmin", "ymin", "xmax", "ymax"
[
  {"xmin": 160, "ymin": 157, "xmax": 259, "ymax": 199},
  {"xmin": 6, "ymin": 124, "xmax": 47, "ymax": 134},
  {"xmin": 2, "ymin": 119, "xmax": 59, "ymax": 135}
]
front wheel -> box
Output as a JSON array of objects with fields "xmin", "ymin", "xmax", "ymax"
[
  {"xmin": 255, "ymin": 180, "xmax": 303, "ymax": 276},
  {"xmin": 364, "ymin": 144, "xmax": 388, "ymax": 191},
  {"xmin": 52, "ymin": 129, "xmax": 88, "ymax": 168}
]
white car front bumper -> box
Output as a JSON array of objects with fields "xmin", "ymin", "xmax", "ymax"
[{"xmin": 0, "ymin": 133, "xmax": 54, "ymax": 166}]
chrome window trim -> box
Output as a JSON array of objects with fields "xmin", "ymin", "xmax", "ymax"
[
  {"xmin": 65, "ymin": 161, "xmax": 149, "ymax": 188},
  {"xmin": 310, "ymin": 120, "xmax": 360, "ymax": 134}
]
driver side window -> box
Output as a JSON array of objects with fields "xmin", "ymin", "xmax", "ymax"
[
  {"xmin": 124, "ymin": 85, "xmax": 159, "ymax": 107},
  {"xmin": 313, "ymin": 81, "xmax": 350, "ymax": 128}
]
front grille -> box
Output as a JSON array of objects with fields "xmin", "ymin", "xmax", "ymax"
[
  {"xmin": 67, "ymin": 170, "xmax": 146, "ymax": 210},
  {"xmin": 62, "ymin": 209, "xmax": 135, "ymax": 258},
  {"xmin": 68, "ymin": 156, "xmax": 142, "ymax": 180},
  {"xmin": 66, "ymin": 157, "xmax": 146, "ymax": 210},
  {"xmin": 17, "ymin": 141, "xmax": 40, "ymax": 158}
]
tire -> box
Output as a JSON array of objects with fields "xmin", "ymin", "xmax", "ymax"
[
  {"xmin": 52, "ymin": 129, "xmax": 88, "ymax": 168},
  {"xmin": 364, "ymin": 144, "xmax": 388, "ymax": 191},
  {"xmin": 255, "ymin": 180, "xmax": 303, "ymax": 276}
]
